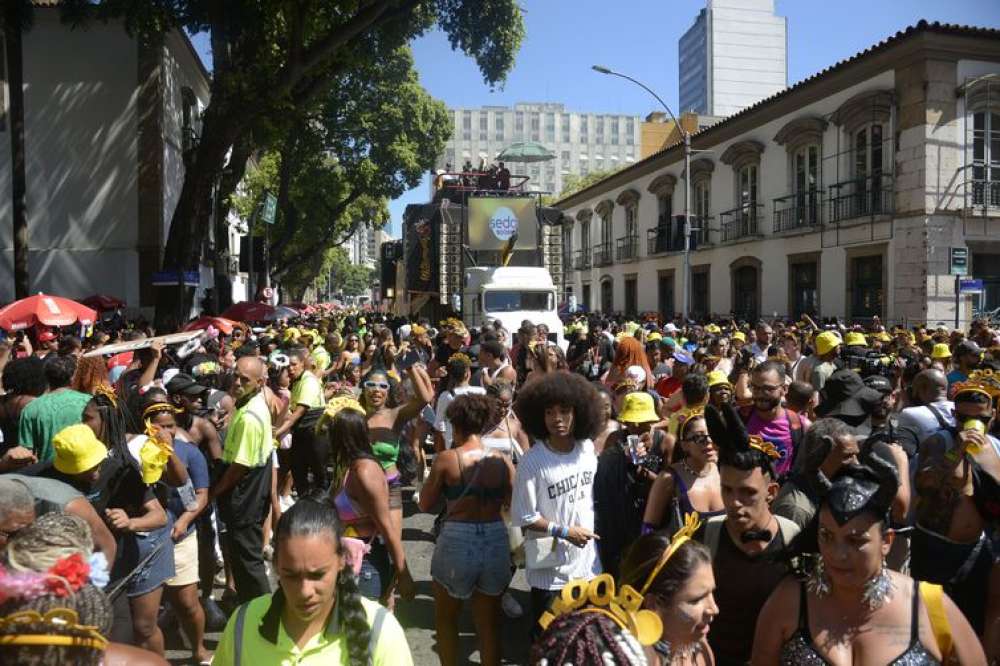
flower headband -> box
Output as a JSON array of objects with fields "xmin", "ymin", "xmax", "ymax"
[
  {"xmin": 0, "ymin": 553, "xmax": 104, "ymax": 605},
  {"xmin": 92, "ymin": 384, "xmax": 117, "ymax": 408},
  {"xmin": 748, "ymin": 435, "xmax": 782, "ymax": 460},
  {"xmin": 953, "ymin": 370, "xmax": 1000, "ymax": 401},
  {"xmin": 539, "ymin": 573, "xmax": 663, "ymax": 647},
  {"xmin": 448, "ymin": 352, "xmax": 472, "ymax": 367},
  {"xmin": 639, "ymin": 512, "xmax": 702, "ymax": 597},
  {"xmin": 317, "ymin": 395, "xmax": 366, "ymax": 433}
]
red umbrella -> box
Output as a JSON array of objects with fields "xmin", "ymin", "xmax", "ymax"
[
  {"xmin": 0, "ymin": 293, "xmax": 98, "ymax": 331},
  {"xmin": 221, "ymin": 301, "xmax": 277, "ymax": 322},
  {"xmin": 183, "ymin": 316, "xmax": 237, "ymax": 335},
  {"xmin": 81, "ymin": 294, "xmax": 126, "ymax": 311}
]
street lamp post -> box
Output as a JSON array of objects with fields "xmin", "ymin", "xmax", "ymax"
[{"xmin": 592, "ymin": 65, "xmax": 693, "ymax": 323}]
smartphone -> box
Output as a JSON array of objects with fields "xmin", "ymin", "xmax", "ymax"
[{"xmin": 626, "ymin": 434, "xmax": 642, "ymax": 465}]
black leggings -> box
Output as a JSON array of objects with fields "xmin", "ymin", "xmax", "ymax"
[{"xmin": 290, "ymin": 424, "xmax": 331, "ymax": 498}]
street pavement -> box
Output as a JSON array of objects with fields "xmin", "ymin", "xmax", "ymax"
[{"xmin": 165, "ymin": 487, "xmax": 534, "ymax": 665}]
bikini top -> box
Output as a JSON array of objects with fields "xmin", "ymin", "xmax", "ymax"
[
  {"xmin": 779, "ymin": 582, "xmax": 940, "ymax": 666},
  {"xmin": 332, "ymin": 471, "xmax": 366, "ymax": 525},
  {"xmin": 671, "ymin": 464, "xmax": 725, "ymax": 519},
  {"xmin": 368, "ymin": 426, "xmax": 400, "ymax": 470},
  {"xmin": 442, "ymin": 451, "xmax": 506, "ymax": 504}
]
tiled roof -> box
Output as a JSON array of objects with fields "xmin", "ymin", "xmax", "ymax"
[{"xmin": 555, "ymin": 20, "xmax": 1000, "ymax": 209}]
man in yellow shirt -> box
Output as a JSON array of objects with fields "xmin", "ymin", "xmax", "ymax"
[
  {"xmin": 210, "ymin": 355, "xmax": 274, "ymax": 604},
  {"xmin": 274, "ymin": 348, "xmax": 327, "ymax": 497}
]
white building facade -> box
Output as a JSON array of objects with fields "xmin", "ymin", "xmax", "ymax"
[
  {"xmin": 0, "ymin": 6, "xmax": 228, "ymax": 310},
  {"xmin": 437, "ymin": 103, "xmax": 642, "ymax": 195},
  {"xmin": 679, "ymin": 0, "xmax": 788, "ymax": 117},
  {"xmin": 558, "ymin": 22, "xmax": 1000, "ymax": 328}
]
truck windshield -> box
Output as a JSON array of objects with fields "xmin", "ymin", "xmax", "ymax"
[{"xmin": 484, "ymin": 291, "xmax": 554, "ymax": 312}]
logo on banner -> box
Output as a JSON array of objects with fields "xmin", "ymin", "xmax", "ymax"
[{"xmin": 488, "ymin": 207, "xmax": 519, "ymax": 242}]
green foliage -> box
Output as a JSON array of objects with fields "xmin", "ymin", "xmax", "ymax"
[
  {"xmin": 328, "ymin": 247, "xmax": 374, "ymax": 297},
  {"xmin": 232, "ymin": 45, "xmax": 446, "ymax": 299},
  {"xmin": 558, "ymin": 168, "xmax": 622, "ymax": 200}
]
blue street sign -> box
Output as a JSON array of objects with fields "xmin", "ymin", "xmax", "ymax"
[
  {"xmin": 959, "ymin": 278, "xmax": 984, "ymax": 293},
  {"xmin": 151, "ymin": 270, "xmax": 200, "ymax": 287}
]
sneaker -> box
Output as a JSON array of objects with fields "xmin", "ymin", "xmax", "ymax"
[{"xmin": 501, "ymin": 591, "xmax": 523, "ymax": 619}]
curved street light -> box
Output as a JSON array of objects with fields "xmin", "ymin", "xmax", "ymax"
[{"xmin": 592, "ymin": 64, "xmax": 693, "ymax": 323}]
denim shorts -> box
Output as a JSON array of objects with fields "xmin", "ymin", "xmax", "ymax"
[
  {"xmin": 356, "ymin": 539, "xmax": 392, "ymax": 601},
  {"xmin": 431, "ymin": 520, "xmax": 512, "ymax": 599},
  {"xmin": 110, "ymin": 523, "xmax": 176, "ymax": 598}
]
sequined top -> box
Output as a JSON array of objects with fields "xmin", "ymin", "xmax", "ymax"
[{"xmin": 780, "ymin": 582, "xmax": 940, "ymax": 665}]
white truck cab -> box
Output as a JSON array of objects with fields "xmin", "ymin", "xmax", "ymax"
[{"xmin": 463, "ymin": 266, "xmax": 566, "ymax": 350}]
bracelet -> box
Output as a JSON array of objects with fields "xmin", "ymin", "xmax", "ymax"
[{"xmin": 546, "ymin": 523, "xmax": 559, "ymax": 537}]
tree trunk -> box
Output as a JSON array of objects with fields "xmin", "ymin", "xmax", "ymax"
[
  {"xmin": 5, "ymin": 20, "xmax": 28, "ymax": 299},
  {"xmin": 154, "ymin": 101, "xmax": 243, "ymax": 329}
]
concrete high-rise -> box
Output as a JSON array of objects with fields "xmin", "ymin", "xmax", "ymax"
[
  {"xmin": 436, "ymin": 103, "xmax": 642, "ymax": 196},
  {"xmin": 679, "ymin": 0, "xmax": 787, "ymax": 117}
]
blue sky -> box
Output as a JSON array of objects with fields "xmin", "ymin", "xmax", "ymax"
[{"xmin": 192, "ymin": 1, "xmax": 1000, "ymax": 237}]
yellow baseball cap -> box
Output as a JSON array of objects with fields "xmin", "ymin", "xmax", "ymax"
[
  {"xmin": 705, "ymin": 324, "xmax": 722, "ymax": 334},
  {"xmin": 53, "ymin": 424, "xmax": 108, "ymax": 475},
  {"xmin": 618, "ymin": 392, "xmax": 659, "ymax": 424},
  {"xmin": 815, "ymin": 331, "xmax": 842, "ymax": 356},
  {"xmin": 844, "ymin": 332, "xmax": 867, "ymax": 347},
  {"xmin": 931, "ymin": 343, "xmax": 952, "ymax": 359}
]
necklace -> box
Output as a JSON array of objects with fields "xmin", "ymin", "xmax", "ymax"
[{"xmin": 680, "ymin": 458, "xmax": 711, "ymax": 478}]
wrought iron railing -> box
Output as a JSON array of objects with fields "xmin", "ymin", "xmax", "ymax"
[
  {"xmin": 573, "ymin": 248, "xmax": 591, "ymax": 271},
  {"xmin": 827, "ymin": 176, "xmax": 894, "ymax": 223},
  {"xmin": 719, "ymin": 204, "xmax": 763, "ymax": 242},
  {"xmin": 593, "ymin": 241, "xmax": 613, "ymax": 267},
  {"xmin": 966, "ymin": 178, "xmax": 1000, "ymax": 210},
  {"xmin": 773, "ymin": 191, "xmax": 823, "ymax": 233},
  {"xmin": 616, "ymin": 235, "xmax": 639, "ymax": 262}
]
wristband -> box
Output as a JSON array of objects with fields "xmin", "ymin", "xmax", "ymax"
[
  {"xmin": 547, "ymin": 523, "xmax": 560, "ymax": 537},
  {"xmin": 560, "ymin": 525, "xmax": 570, "ymax": 539}
]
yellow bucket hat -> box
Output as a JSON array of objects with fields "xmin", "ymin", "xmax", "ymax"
[
  {"xmin": 53, "ymin": 424, "xmax": 108, "ymax": 475},
  {"xmin": 815, "ymin": 331, "xmax": 842, "ymax": 356},
  {"xmin": 618, "ymin": 392, "xmax": 659, "ymax": 424},
  {"xmin": 931, "ymin": 343, "xmax": 952, "ymax": 359},
  {"xmin": 844, "ymin": 332, "xmax": 868, "ymax": 347},
  {"xmin": 705, "ymin": 324, "xmax": 722, "ymax": 335},
  {"xmin": 732, "ymin": 331, "xmax": 747, "ymax": 343},
  {"xmin": 707, "ymin": 370, "xmax": 732, "ymax": 389}
]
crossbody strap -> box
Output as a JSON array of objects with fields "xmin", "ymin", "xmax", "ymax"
[
  {"xmin": 233, "ymin": 602, "xmax": 249, "ymax": 666},
  {"xmin": 366, "ymin": 606, "xmax": 389, "ymax": 665},
  {"xmin": 920, "ymin": 581, "xmax": 952, "ymax": 660}
]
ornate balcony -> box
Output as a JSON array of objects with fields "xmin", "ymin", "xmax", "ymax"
[
  {"xmin": 573, "ymin": 248, "xmax": 591, "ymax": 271},
  {"xmin": 827, "ymin": 175, "xmax": 894, "ymax": 223},
  {"xmin": 773, "ymin": 190, "xmax": 823, "ymax": 233},
  {"xmin": 616, "ymin": 235, "xmax": 639, "ymax": 262},
  {"xmin": 719, "ymin": 204, "xmax": 763, "ymax": 243},
  {"xmin": 593, "ymin": 241, "xmax": 613, "ymax": 267}
]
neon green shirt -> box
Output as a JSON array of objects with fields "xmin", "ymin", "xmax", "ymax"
[
  {"xmin": 290, "ymin": 371, "xmax": 325, "ymax": 410},
  {"xmin": 212, "ymin": 590, "xmax": 413, "ymax": 666},
  {"xmin": 223, "ymin": 391, "xmax": 273, "ymax": 468}
]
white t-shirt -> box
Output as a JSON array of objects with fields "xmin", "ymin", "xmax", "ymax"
[
  {"xmin": 435, "ymin": 385, "xmax": 486, "ymax": 449},
  {"xmin": 511, "ymin": 438, "xmax": 601, "ymax": 590}
]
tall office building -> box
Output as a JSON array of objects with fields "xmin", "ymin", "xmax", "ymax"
[
  {"xmin": 679, "ymin": 0, "xmax": 787, "ymax": 117},
  {"xmin": 437, "ymin": 103, "xmax": 642, "ymax": 196}
]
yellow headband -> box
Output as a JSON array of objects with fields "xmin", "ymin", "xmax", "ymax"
[
  {"xmin": 93, "ymin": 384, "xmax": 117, "ymax": 408},
  {"xmin": 539, "ymin": 574, "xmax": 663, "ymax": 647},
  {"xmin": 748, "ymin": 435, "xmax": 782, "ymax": 460},
  {"xmin": 142, "ymin": 402, "xmax": 181, "ymax": 420},
  {"xmin": 639, "ymin": 512, "xmax": 702, "ymax": 596},
  {"xmin": 317, "ymin": 396, "xmax": 366, "ymax": 433},
  {"xmin": 0, "ymin": 609, "xmax": 108, "ymax": 651}
]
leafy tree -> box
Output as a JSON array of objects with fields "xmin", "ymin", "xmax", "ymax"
[
  {"xmin": 232, "ymin": 45, "xmax": 446, "ymax": 299},
  {"xmin": 59, "ymin": 0, "xmax": 524, "ymax": 327},
  {"xmin": 328, "ymin": 247, "xmax": 374, "ymax": 297},
  {"xmin": 558, "ymin": 168, "xmax": 622, "ymax": 199}
]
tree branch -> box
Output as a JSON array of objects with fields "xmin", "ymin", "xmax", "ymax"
[{"xmin": 271, "ymin": 188, "xmax": 363, "ymax": 277}]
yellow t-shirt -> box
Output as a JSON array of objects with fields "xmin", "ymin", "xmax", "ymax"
[
  {"xmin": 290, "ymin": 371, "xmax": 325, "ymax": 410},
  {"xmin": 212, "ymin": 593, "xmax": 413, "ymax": 666}
]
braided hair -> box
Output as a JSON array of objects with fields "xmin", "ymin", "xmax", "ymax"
[
  {"xmin": 273, "ymin": 499, "xmax": 370, "ymax": 666},
  {"xmin": 5, "ymin": 513, "xmax": 94, "ymax": 573},
  {"xmin": 85, "ymin": 387, "xmax": 128, "ymax": 454},
  {"xmin": 529, "ymin": 608, "xmax": 647, "ymax": 665}
]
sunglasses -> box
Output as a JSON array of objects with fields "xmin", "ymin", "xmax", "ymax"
[
  {"xmin": 364, "ymin": 380, "xmax": 389, "ymax": 390},
  {"xmin": 684, "ymin": 434, "xmax": 712, "ymax": 446},
  {"xmin": 348, "ymin": 338, "xmax": 359, "ymax": 342}
]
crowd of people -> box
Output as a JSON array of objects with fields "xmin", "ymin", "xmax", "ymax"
[{"xmin": 1, "ymin": 308, "xmax": 1000, "ymax": 664}]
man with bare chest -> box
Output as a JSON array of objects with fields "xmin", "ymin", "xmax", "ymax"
[{"xmin": 911, "ymin": 378, "xmax": 1000, "ymax": 634}]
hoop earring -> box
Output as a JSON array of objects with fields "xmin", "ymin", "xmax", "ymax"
[
  {"xmin": 861, "ymin": 559, "xmax": 894, "ymax": 610},
  {"xmin": 806, "ymin": 558, "xmax": 831, "ymax": 598}
]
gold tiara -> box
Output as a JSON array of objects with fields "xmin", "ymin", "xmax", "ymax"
[
  {"xmin": 539, "ymin": 574, "xmax": 662, "ymax": 647},
  {"xmin": 639, "ymin": 512, "xmax": 702, "ymax": 596},
  {"xmin": 748, "ymin": 435, "xmax": 782, "ymax": 460},
  {"xmin": 0, "ymin": 609, "xmax": 108, "ymax": 651},
  {"xmin": 448, "ymin": 352, "xmax": 472, "ymax": 367},
  {"xmin": 92, "ymin": 384, "xmax": 117, "ymax": 408}
]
